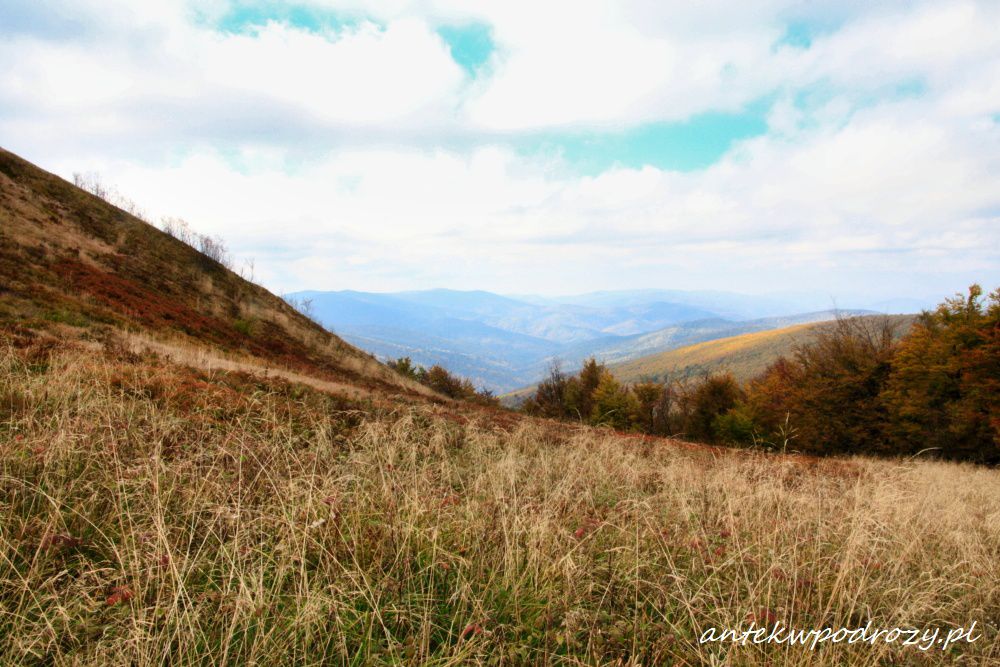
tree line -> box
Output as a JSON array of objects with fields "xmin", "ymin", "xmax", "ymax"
[
  {"xmin": 388, "ymin": 357, "xmax": 500, "ymax": 406},
  {"xmin": 72, "ymin": 172, "xmax": 260, "ymax": 279},
  {"xmin": 522, "ymin": 285, "xmax": 999, "ymax": 464}
]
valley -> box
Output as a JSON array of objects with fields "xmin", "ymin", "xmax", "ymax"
[{"xmin": 291, "ymin": 288, "xmax": 900, "ymax": 392}]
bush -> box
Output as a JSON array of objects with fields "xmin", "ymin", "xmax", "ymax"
[
  {"xmin": 524, "ymin": 362, "xmax": 573, "ymax": 419},
  {"xmin": 388, "ymin": 356, "xmax": 420, "ymax": 380},
  {"xmin": 712, "ymin": 404, "xmax": 757, "ymax": 445},
  {"xmin": 631, "ymin": 381, "xmax": 674, "ymax": 435}
]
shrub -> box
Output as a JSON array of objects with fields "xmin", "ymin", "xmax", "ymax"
[
  {"xmin": 233, "ymin": 318, "xmax": 254, "ymax": 336},
  {"xmin": 713, "ymin": 404, "xmax": 757, "ymax": 445},
  {"xmin": 524, "ymin": 362, "xmax": 573, "ymax": 419},
  {"xmin": 564, "ymin": 358, "xmax": 604, "ymax": 422},
  {"xmin": 388, "ymin": 356, "xmax": 420, "ymax": 380},
  {"xmin": 631, "ymin": 381, "xmax": 674, "ymax": 435},
  {"xmin": 283, "ymin": 295, "xmax": 319, "ymax": 324},
  {"xmin": 389, "ymin": 358, "xmax": 498, "ymax": 407}
]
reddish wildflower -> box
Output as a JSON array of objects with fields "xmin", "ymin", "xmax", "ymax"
[
  {"xmin": 460, "ymin": 623, "xmax": 484, "ymax": 640},
  {"xmin": 719, "ymin": 529, "xmax": 732, "ymax": 539},
  {"xmin": 158, "ymin": 554, "xmax": 170, "ymax": 567},
  {"xmin": 574, "ymin": 526, "xmax": 588, "ymax": 539},
  {"xmin": 107, "ymin": 586, "xmax": 134, "ymax": 605}
]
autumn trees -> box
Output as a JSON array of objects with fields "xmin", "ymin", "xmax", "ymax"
[
  {"xmin": 523, "ymin": 286, "xmax": 999, "ymax": 464},
  {"xmin": 883, "ymin": 285, "xmax": 999, "ymax": 461},
  {"xmin": 523, "ymin": 357, "xmax": 734, "ymax": 439}
]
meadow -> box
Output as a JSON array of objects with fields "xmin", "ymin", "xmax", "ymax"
[{"xmin": 2, "ymin": 334, "xmax": 998, "ymax": 665}]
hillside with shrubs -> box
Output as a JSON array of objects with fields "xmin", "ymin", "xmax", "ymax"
[{"xmin": 523, "ymin": 286, "xmax": 999, "ymax": 463}]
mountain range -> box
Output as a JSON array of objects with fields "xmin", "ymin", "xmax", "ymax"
[{"xmin": 286, "ymin": 288, "xmax": 917, "ymax": 392}]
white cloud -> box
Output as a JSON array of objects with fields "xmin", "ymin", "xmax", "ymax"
[
  {"xmin": 67, "ymin": 87, "xmax": 997, "ymax": 299},
  {"xmin": 0, "ymin": 0, "xmax": 997, "ymax": 301}
]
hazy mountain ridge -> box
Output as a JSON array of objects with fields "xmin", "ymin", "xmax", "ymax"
[{"xmin": 290, "ymin": 286, "xmax": 884, "ymax": 391}]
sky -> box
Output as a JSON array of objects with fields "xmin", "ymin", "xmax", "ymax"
[{"xmin": 1, "ymin": 0, "xmax": 998, "ymax": 304}]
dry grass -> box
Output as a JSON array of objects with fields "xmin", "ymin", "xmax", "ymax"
[
  {"xmin": 1, "ymin": 340, "xmax": 998, "ymax": 665},
  {"xmin": 119, "ymin": 331, "xmax": 439, "ymax": 402}
]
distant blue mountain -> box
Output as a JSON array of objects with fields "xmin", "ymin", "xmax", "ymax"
[{"xmin": 285, "ymin": 288, "xmax": 885, "ymax": 392}]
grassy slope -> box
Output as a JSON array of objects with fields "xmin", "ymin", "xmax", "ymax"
[
  {"xmin": 1, "ymin": 149, "xmax": 998, "ymax": 664},
  {"xmin": 0, "ymin": 147, "xmax": 428, "ymax": 399},
  {"xmin": 2, "ymin": 335, "xmax": 998, "ymax": 665},
  {"xmin": 611, "ymin": 315, "xmax": 916, "ymax": 385}
]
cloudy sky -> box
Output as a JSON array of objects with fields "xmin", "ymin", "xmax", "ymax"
[{"xmin": 2, "ymin": 0, "xmax": 998, "ymax": 303}]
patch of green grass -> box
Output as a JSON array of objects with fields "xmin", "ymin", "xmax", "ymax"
[
  {"xmin": 233, "ymin": 317, "xmax": 256, "ymax": 336},
  {"xmin": 43, "ymin": 309, "xmax": 92, "ymax": 328}
]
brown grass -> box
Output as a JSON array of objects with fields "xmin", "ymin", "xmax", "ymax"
[{"xmin": 1, "ymin": 336, "xmax": 997, "ymax": 665}]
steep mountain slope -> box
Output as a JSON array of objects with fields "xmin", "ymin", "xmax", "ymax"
[
  {"xmin": 0, "ymin": 148, "xmax": 428, "ymax": 398},
  {"xmin": 611, "ymin": 314, "xmax": 916, "ymax": 385}
]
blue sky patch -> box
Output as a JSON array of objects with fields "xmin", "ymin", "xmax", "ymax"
[
  {"xmin": 778, "ymin": 22, "xmax": 816, "ymax": 49},
  {"xmin": 517, "ymin": 100, "xmax": 771, "ymax": 174},
  {"xmin": 437, "ymin": 23, "xmax": 494, "ymax": 75},
  {"xmin": 207, "ymin": 2, "xmax": 368, "ymax": 35},
  {"xmin": 774, "ymin": 14, "xmax": 849, "ymax": 52}
]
